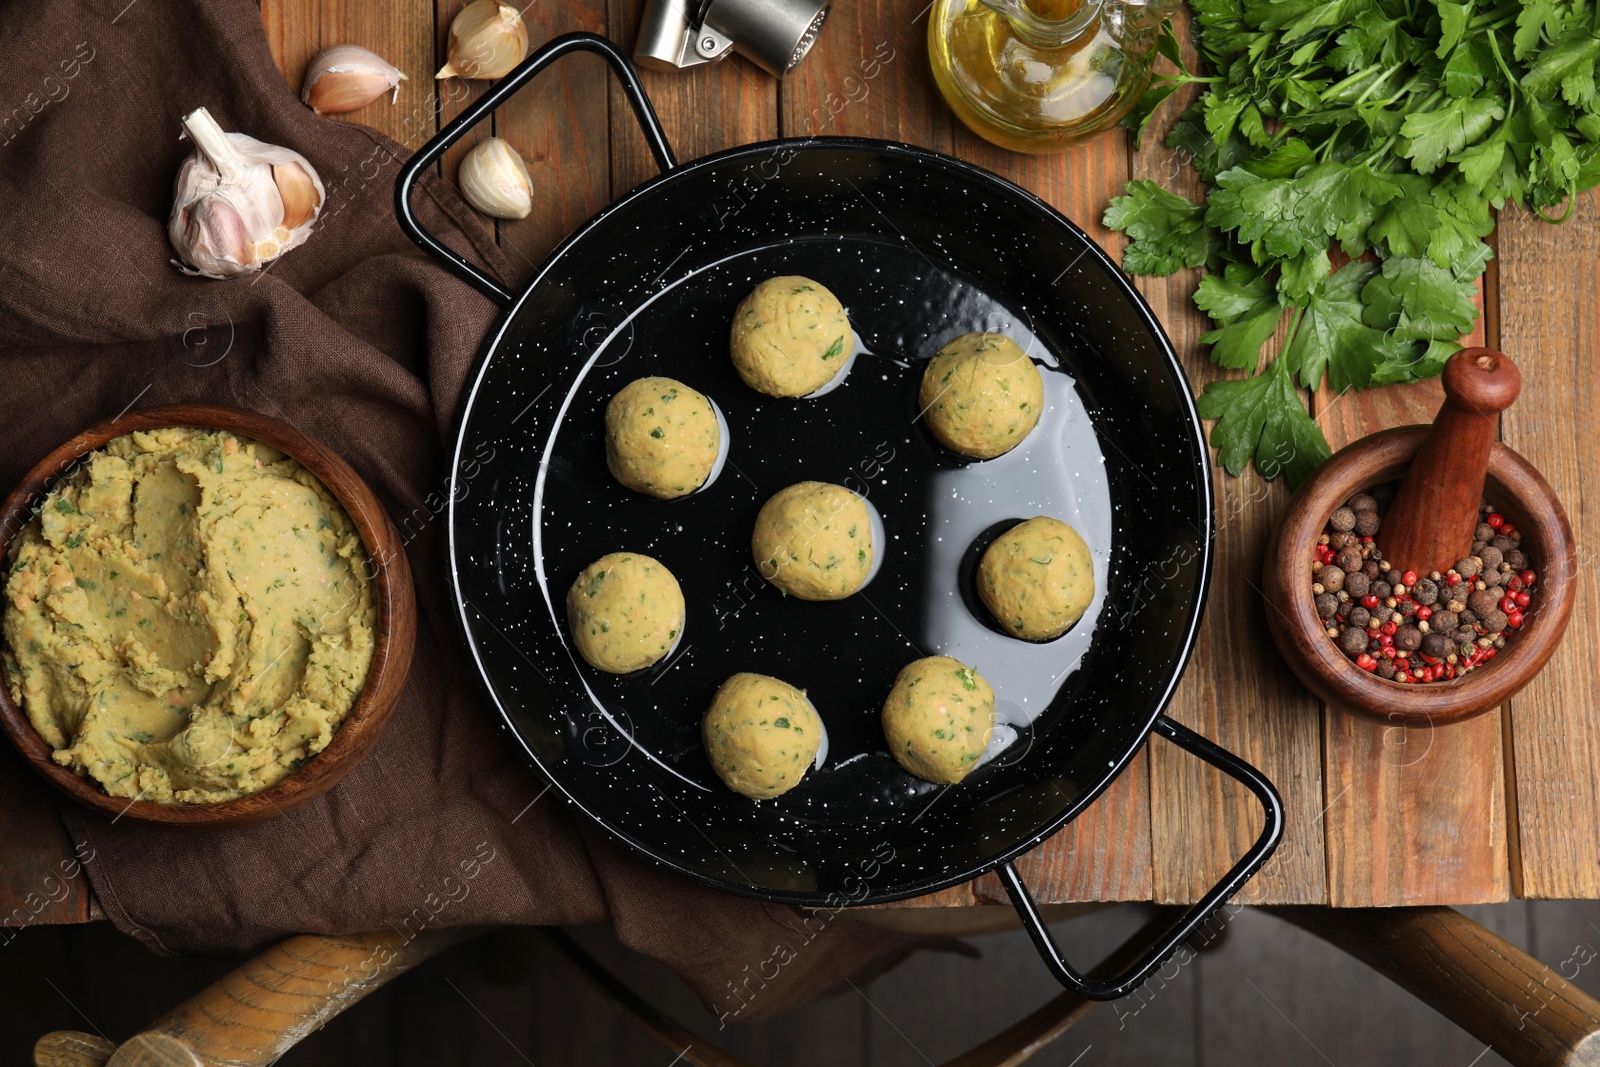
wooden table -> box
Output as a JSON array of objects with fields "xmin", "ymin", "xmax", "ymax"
[{"xmin": 4, "ymin": 0, "xmax": 1598, "ymax": 934}]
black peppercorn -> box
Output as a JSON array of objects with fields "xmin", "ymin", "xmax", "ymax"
[
  {"xmin": 1467, "ymin": 589, "xmax": 1499, "ymax": 618},
  {"xmin": 1505, "ymin": 549, "xmax": 1527, "ymax": 570},
  {"xmin": 1376, "ymin": 659, "xmax": 1397, "ymax": 679},
  {"xmin": 1399, "ymin": 599, "xmax": 1419, "ymax": 617},
  {"xmin": 1481, "ymin": 608, "xmax": 1509, "ymax": 633},
  {"xmin": 1317, "ymin": 566, "xmax": 1346, "ymax": 592},
  {"xmin": 1361, "ymin": 560, "xmax": 1381, "ymax": 580},
  {"xmin": 1337, "ymin": 600, "xmax": 1353, "ymax": 619},
  {"xmin": 1395, "ymin": 624, "xmax": 1423, "ymax": 651},
  {"xmin": 1459, "ymin": 610, "xmax": 1479, "ymax": 628},
  {"xmin": 1421, "ymin": 632, "xmax": 1453, "ymax": 659},
  {"xmin": 1371, "ymin": 580, "xmax": 1392, "ymax": 599},
  {"xmin": 1329, "ymin": 507, "xmax": 1357, "ymax": 532},
  {"xmin": 1344, "ymin": 572, "xmax": 1370, "ymax": 598},
  {"xmin": 1481, "ymin": 567, "xmax": 1505, "ymax": 588},
  {"xmin": 1349, "ymin": 606, "xmax": 1371, "ymax": 628},
  {"xmin": 1454, "ymin": 557, "xmax": 1481, "ymax": 578},
  {"xmin": 1427, "ymin": 633, "xmax": 1465, "ymax": 659},
  {"xmin": 1411, "ymin": 577, "xmax": 1439, "ymax": 605},
  {"xmin": 1431, "ymin": 609, "xmax": 1459, "ymax": 634},
  {"xmin": 1478, "ymin": 545, "xmax": 1503, "ymax": 571},
  {"xmin": 1491, "ymin": 535, "xmax": 1516, "ymax": 552},
  {"xmin": 1475, "ymin": 522, "xmax": 1494, "ymax": 542},
  {"xmin": 1339, "ymin": 627, "xmax": 1370, "ymax": 657},
  {"xmin": 1315, "ymin": 592, "xmax": 1338, "ymax": 618},
  {"xmin": 1385, "ymin": 568, "xmax": 1403, "ymax": 586}
]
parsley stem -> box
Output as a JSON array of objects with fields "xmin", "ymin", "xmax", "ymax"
[
  {"xmin": 1466, "ymin": 2, "xmax": 1520, "ymax": 33},
  {"xmin": 1317, "ymin": 130, "xmax": 1344, "ymax": 163},
  {"xmin": 1321, "ymin": 65, "xmax": 1379, "ymax": 100},
  {"xmin": 1152, "ymin": 74, "xmax": 1220, "ymax": 87},
  {"xmin": 1482, "ymin": 25, "xmax": 1521, "ymax": 94},
  {"xmin": 1276, "ymin": 305, "xmax": 1306, "ymax": 385},
  {"xmin": 1536, "ymin": 193, "xmax": 1577, "ymax": 224},
  {"xmin": 1376, "ymin": 75, "xmax": 1427, "ymax": 109}
]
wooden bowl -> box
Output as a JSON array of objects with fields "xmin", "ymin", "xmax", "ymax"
[
  {"xmin": 1263, "ymin": 427, "xmax": 1575, "ymax": 727},
  {"xmin": 0, "ymin": 404, "xmax": 416, "ymax": 827}
]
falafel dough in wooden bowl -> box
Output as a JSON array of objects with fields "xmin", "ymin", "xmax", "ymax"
[{"xmin": 0, "ymin": 404, "xmax": 416, "ymax": 828}]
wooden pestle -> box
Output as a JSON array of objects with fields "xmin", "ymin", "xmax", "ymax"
[{"xmin": 1379, "ymin": 347, "xmax": 1522, "ymax": 578}]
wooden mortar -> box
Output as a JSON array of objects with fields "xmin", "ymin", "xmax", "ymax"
[{"xmin": 1263, "ymin": 350, "xmax": 1575, "ymax": 727}]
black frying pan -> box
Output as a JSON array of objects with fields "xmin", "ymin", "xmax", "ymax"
[{"xmin": 397, "ymin": 32, "xmax": 1283, "ymax": 1000}]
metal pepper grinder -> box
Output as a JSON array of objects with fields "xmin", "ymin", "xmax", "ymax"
[
  {"xmin": 635, "ymin": 0, "xmax": 831, "ymax": 76},
  {"xmin": 1380, "ymin": 347, "xmax": 1523, "ymax": 578}
]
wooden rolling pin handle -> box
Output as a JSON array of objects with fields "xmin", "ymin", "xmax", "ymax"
[{"xmin": 1380, "ymin": 347, "xmax": 1522, "ymax": 579}]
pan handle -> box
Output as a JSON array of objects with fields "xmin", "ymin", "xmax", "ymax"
[
  {"xmin": 1000, "ymin": 713, "xmax": 1284, "ymax": 1001},
  {"xmin": 395, "ymin": 32, "xmax": 678, "ymax": 306}
]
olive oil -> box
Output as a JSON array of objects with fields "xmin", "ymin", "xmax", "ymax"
[{"xmin": 928, "ymin": 0, "xmax": 1169, "ymax": 152}]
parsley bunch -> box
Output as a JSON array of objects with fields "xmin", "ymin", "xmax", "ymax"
[{"xmin": 1105, "ymin": 0, "xmax": 1600, "ymax": 486}]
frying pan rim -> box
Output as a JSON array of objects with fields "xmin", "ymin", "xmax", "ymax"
[{"xmin": 444, "ymin": 134, "xmax": 1217, "ymax": 906}]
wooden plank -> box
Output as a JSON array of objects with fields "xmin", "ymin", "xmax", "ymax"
[
  {"xmin": 493, "ymin": 0, "xmax": 611, "ymax": 276},
  {"xmin": 433, "ymin": 0, "xmax": 495, "ymax": 252},
  {"xmin": 1314, "ymin": 378, "xmax": 1511, "ymax": 907},
  {"xmin": 1497, "ymin": 195, "xmax": 1600, "ymax": 900},
  {"xmin": 1127, "ymin": 26, "xmax": 1326, "ymax": 906},
  {"xmin": 1312, "ymin": 267, "xmax": 1506, "ymax": 910},
  {"xmin": 1142, "ymin": 467, "xmax": 1327, "ymax": 906},
  {"xmin": 779, "ymin": 0, "xmax": 953, "ymax": 152},
  {"xmin": 785, "ymin": 0, "xmax": 967, "ymax": 911},
  {"xmin": 786, "ymin": 0, "xmax": 1148, "ymax": 906},
  {"xmin": 259, "ymin": 0, "xmax": 438, "ymax": 149},
  {"xmin": 606, "ymin": 0, "xmax": 777, "ymax": 198},
  {"xmin": 957, "ymin": 127, "xmax": 1154, "ymax": 907},
  {"xmin": 969, "ymin": 753, "xmax": 1152, "ymax": 904}
]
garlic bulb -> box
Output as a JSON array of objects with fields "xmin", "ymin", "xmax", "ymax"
[
  {"xmin": 458, "ymin": 137, "xmax": 533, "ymax": 220},
  {"xmin": 436, "ymin": 1, "xmax": 528, "ymax": 80},
  {"xmin": 167, "ymin": 107, "xmax": 326, "ymax": 279},
  {"xmin": 302, "ymin": 44, "xmax": 407, "ymax": 114}
]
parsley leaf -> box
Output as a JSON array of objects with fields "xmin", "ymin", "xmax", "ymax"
[
  {"xmin": 1206, "ymin": 167, "xmax": 1328, "ymax": 260},
  {"xmin": 1293, "ymin": 161, "xmax": 1403, "ymax": 254},
  {"xmin": 1105, "ymin": 0, "xmax": 1600, "ymax": 482},
  {"xmin": 1398, "ymin": 96, "xmax": 1505, "ymax": 175},
  {"xmin": 1196, "ymin": 359, "xmax": 1330, "ymax": 487},
  {"xmin": 1194, "ymin": 261, "xmax": 1284, "ymax": 369},
  {"xmin": 1360, "ymin": 256, "xmax": 1480, "ymax": 342},
  {"xmin": 1281, "ymin": 260, "xmax": 1410, "ymax": 393},
  {"xmin": 1103, "ymin": 181, "xmax": 1216, "ymax": 274}
]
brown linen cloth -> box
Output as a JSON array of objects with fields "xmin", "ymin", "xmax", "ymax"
[{"xmin": 0, "ymin": 0, "xmax": 939, "ymax": 1021}]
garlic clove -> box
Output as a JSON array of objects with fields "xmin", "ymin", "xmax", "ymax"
[
  {"xmin": 301, "ymin": 44, "xmax": 407, "ymax": 114},
  {"xmin": 183, "ymin": 197, "xmax": 253, "ymax": 277},
  {"xmin": 435, "ymin": 1, "xmax": 528, "ymax": 80},
  {"xmin": 272, "ymin": 162, "xmax": 320, "ymax": 228},
  {"xmin": 457, "ymin": 137, "xmax": 534, "ymax": 220},
  {"xmin": 168, "ymin": 107, "xmax": 327, "ymax": 279}
]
